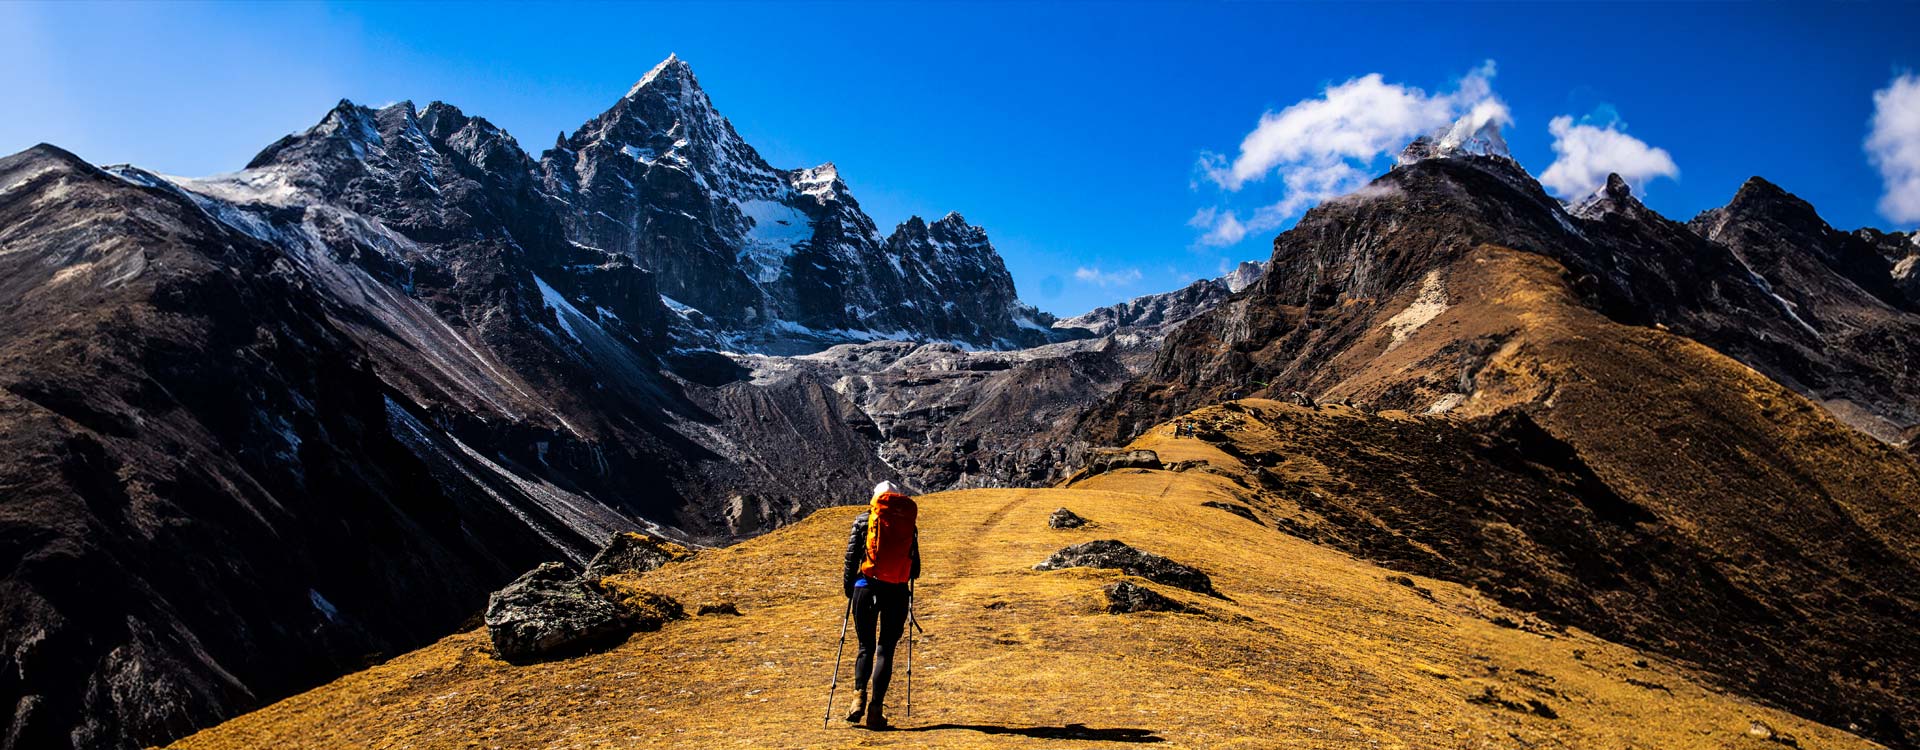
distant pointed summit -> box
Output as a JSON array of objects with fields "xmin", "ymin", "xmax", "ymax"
[
  {"xmin": 626, "ymin": 53, "xmax": 696, "ymax": 99},
  {"xmin": 535, "ymin": 54, "xmax": 1075, "ymax": 350},
  {"xmin": 1571, "ymin": 173, "xmax": 1635, "ymax": 219}
]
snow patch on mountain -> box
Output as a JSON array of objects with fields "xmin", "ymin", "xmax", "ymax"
[
  {"xmin": 790, "ymin": 163, "xmax": 844, "ymax": 203},
  {"xmin": 738, "ymin": 198, "xmax": 813, "ymax": 283}
]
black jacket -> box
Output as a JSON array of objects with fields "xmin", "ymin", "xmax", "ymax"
[{"xmin": 843, "ymin": 513, "xmax": 920, "ymax": 596}]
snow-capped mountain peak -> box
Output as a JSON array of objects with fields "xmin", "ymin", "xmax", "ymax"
[
  {"xmin": 1571, "ymin": 173, "xmax": 1635, "ymax": 218},
  {"xmin": 1436, "ymin": 102, "xmax": 1512, "ymax": 158},
  {"xmin": 538, "ymin": 56, "xmax": 1076, "ymax": 351},
  {"xmin": 1397, "ymin": 104, "xmax": 1514, "ymax": 166}
]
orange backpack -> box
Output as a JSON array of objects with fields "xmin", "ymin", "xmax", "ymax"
[{"xmin": 858, "ymin": 492, "xmax": 917, "ymax": 584}]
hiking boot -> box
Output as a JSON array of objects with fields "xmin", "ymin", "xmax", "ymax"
[
  {"xmin": 863, "ymin": 703, "xmax": 889, "ymax": 731},
  {"xmin": 844, "ymin": 689, "xmax": 866, "ymax": 723}
]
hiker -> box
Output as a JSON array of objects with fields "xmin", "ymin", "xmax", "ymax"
[{"xmin": 841, "ymin": 480, "xmax": 921, "ymax": 729}]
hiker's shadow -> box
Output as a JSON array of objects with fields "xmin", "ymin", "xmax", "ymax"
[{"xmin": 897, "ymin": 723, "xmax": 1164, "ymax": 743}]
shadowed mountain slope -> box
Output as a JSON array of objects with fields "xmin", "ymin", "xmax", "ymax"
[{"xmin": 0, "ymin": 144, "xmax": 589, "ymax": 750}]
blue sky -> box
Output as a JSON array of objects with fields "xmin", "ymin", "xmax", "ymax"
[{"xmin": 5, "ymin": 2, "xmax": 1917, "ymax": 316}]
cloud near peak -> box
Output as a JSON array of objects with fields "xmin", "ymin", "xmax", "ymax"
[
  {"xmin": 1868, "ymin": 72, "xmax": 1920, "ymax": 225},
  {"xmin": 1198, "ymin": 61, "xmax": 1504, "ymax": 193},
  {"xmin": 1073, "ymin": 266, "xmax": 1143, "ymax": 288},
  {"xmin": 1538, "ymin": 114, "xmax": 1679, "ymax": 199},
  {"xmin": 1190, "ymin": 62, "xmax": 1506, "ymax": 248}
]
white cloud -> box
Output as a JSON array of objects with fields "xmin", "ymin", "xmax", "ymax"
[
  {"xmin": 1199, "ymin": 61, "xmax": 1505, "ymax": 193},
  {"xmin": 1538, "ymin": 115, "xmax": 1679, "ymax": 199},
  {"xmin": 1188, "ymin": 201, "xmax": 1305, "ymax": 248},
  {"xmin": 1868, "ymin": 72, "xmax": 1920, "ymax": 225},
  {"xmin": 1191, "ymin": 62, "xmax": 1506, "ymax": 247},
  {"xmin": 1187, "ymin": 207, "xmax": 1248, "ymax": 247},
  {"xmin": 1272, "ymin": 161, "xmax": 1370, "ymax": 216},
  {"xmin": 1073, "ymin": 266, "xmax": 1143, "ymax": 288}
]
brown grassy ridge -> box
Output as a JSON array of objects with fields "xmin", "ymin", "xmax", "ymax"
[
  {"xmin": 167, "ymin": 445, "xmax": 1873, "ymax": 749},
  {"xmin": 1084, "ymin": 244, "xmax": 1920, "ymax": 745}
]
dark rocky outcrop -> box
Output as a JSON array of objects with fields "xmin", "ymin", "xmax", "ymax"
[
  {"xmin": 1103, "ymin": 580, "xmax": 1199, "ymax": 615},
  {"xmin": 484, "ymin": 563, "xmax": 630, "ymax": 662},
  {"xmin": 1049, "ymin": 508, "xmax": 1090, "ymax": 529},
  {"xmin": 1035, "ymin": 540, "xmax": 1219, "ymax": 598},
  {"xmin": 583, "ymin": 532, "xmax": 696, "ymax": 581}
]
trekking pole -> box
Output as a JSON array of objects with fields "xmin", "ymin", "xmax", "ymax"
[
  {"xmin": 906, "ymin": 580, "xmax": 926, "ymax": 717},
  {"xmin": 907, "ymin": 582, "xmax": 914, "ymax": 717},
  {"xmin": 823, "ymin": 595, "xmax": 855, "ymax": 728}
]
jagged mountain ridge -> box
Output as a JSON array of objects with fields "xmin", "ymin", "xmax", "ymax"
[
  {"xmin": 1053, "ymin": 260, "xmax": 1266, "ymax": 337},
  {"xmin": 1095, "ymin": 143, "xmax": 1920, "ymax": 447},
  {"xmin": 538, "ymin": 55, "xmax": 1068, "ymax": 353}
]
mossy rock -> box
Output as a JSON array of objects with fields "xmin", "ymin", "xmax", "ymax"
[
  {"xmin": 595, "ymin": 574, "xmax": 687, "ymax": 631},
  {"xmin": 583, "ymin": 532, "xmax": 696, "ymax": 580}
]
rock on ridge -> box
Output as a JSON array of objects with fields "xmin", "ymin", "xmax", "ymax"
[{"xmin": 1034, "ymin": 539, "xmax": 1219, "ymax": 597}]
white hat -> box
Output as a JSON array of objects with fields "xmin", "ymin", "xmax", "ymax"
[{"xmin": 872, "ymin": 480, "xmax": 906, "ymax": 501}]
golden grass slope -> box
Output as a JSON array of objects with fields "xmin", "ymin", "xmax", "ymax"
[{"xmin": 169, "ymin": 458, "xmax": 1873, "ymax": 749}]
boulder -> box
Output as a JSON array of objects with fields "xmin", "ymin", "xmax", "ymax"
[
  {"xmin": 1049, "ymin": 508, "xmax": 1090, "ymax": 529},
  {"xmin": 1069, "ymin": 448, "xmax": 1163, "ymax": 483},
  {"xmin": 1034, "ymin": 539, "xmax": 1221, "ymax": 598},
  {"xmin": 485, "ymin": 563, "xmax": 629, "ymax": 662},
  {"xmin": 1090, "ymin": 449, "xmax": 1162, "ymax": 472},
  {"xmin": 1103, "ymin": 580, "xmax": 1199, "ymax": 614},
  {"xmin": 582, "ymin": 531, "xmax": 696, "ymax": 580}
]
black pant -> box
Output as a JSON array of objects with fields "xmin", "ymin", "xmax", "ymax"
[{"xmin": 851, "ymin": 580, "xmax": 909, "ymax": 709}]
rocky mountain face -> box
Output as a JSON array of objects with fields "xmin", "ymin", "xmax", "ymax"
[
  {"xmin": 1078, "ymin": 122, "xmax": 1920, "ymax": 747},
  {"xmin": 537, "ymin": 55, "xmax": 1067, "ymax": 353},
  {"xmin": 1686, "ymin": 179, "xmax": 1920, "ymax": 440},
  {"xmin": 0, "ymin": 145, "xmax": 606, "ymax": 750},
  {"xmin": 1854, "ymin": 226, "xmax": 1919, "ymax": 305},
  {"xmin": 697, "ymin": 260, "xmax": 1271, "ymax": 502}
]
